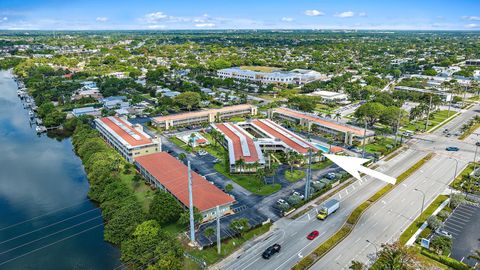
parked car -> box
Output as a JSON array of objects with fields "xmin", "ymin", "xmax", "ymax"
[
  {"xmin": 262, "ymin": 244, "xmax": 281, "ymax": 259},
  {"xmin": 197, "ymin": 150, "xmax": 208, "ymax": 156},
  {"xmin": 445, "ymin": 146, "xmax": 459, "ymax": 151},
  {"xmin": 435, "ymin": 228, "xmax": 453, "ymax": 238},
  {"xmin": 212, "ymin": 158, "xmax": 220, "ymax": 163},
  {"xmin": 292, "ymin": 191, "xmax": 305, "ymax": 200},
  {"xmin": 307, "ymin": 230, "xmax": 319, "ymax": 240},
  {"xmin": 277, "ymin": 199, "xmax": 288, "ymax": 206},
  {"xmin": 326, "ymin": 172, "xmax": 336, "ymax": 180}
]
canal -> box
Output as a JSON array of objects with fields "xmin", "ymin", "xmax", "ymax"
[{"xmin": 0, "ymin": 70, "xmax": 121, "ymax": 269}]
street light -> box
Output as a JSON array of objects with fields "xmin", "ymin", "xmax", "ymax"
[
  {"xmin": 448, "ymin": 157, "xmax": 460, "ymax": 207},
  {"xmin": 366, "ymin": 239, "xmax": 379, "ymax": 259},
  {"xmin": 473, "ymin": 141, "xmax": 480, "ymax": 173},
  {"xmin": 414, "ymin": 188, "xmax": 426, "ymax": 214}
]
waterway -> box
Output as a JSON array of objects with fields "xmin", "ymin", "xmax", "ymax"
[{"xmin": 0, "ymin": 70, "xmax": 121, "ymax": 269}]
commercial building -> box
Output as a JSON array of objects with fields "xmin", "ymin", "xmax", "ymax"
[
  {"xmin": 465, "ymin": 59, "xmax": 480, "ymax": 67},
  {"xmin": 308, "ymin": 90, "xmax": 349, "ymax": 103},
  {"xmin": 271, "ymin": 107, "xmax": 374, "ymax": 145},
  {"xmin": 102, "ymin": 96, "xmax": 130, "ymax": 109},
  {"xmin": 217, "ymin": 67, "xmax": 326, "ymax": 85},
  {"xmin": 95, "ymin": 116, "xmax": 161, "ymax": 163},
  {"xmin": 71, "ymin": 106, "xmax": 101, "ymax": 117},
  {"xmin": 211, "ymin": 122, "xmax": 265, "ymax": 173},
  {"xmin": 152, "ymin": 104, "xmax": 257, "ymax": 130},
  {"xmin": 211, "ymin": 119, "xmax": 322, "ymax": 173},
  {"xmin": 135, "ymin": 152, "xmax": 235, "ymax": 222}
]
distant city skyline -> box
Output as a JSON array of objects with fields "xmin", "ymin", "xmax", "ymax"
[{"xmin": 1, "ymin": 0, "xmax": 480, "ymax": 31}]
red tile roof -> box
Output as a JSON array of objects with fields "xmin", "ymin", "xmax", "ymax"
[
  {"xmin": 135, "ymin": 152, "xmax": 235, "ymax": 211},
  {"xmin": 275, "ymin": 107, "xmax": 365, "ymax": 136},
  {"xmin": 153, "ymin": 104, "xmax": 254, "ymax": 123},
  {"xmin": 99, "ymin": 117, "xmax": 153, "ymax": 147},
  {"xmin": 214, "ymin": 123, "xmax": 260, "ymax": 163},
  {"xmin": 252, "ymin": 119, "xmax": 316, "ymax": 154}
]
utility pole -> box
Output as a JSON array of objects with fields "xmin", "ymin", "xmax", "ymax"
[
  {"xmin": 394, "ymin": 108, "xmax": 402, "ymax": 147},
  {"xmin": 216, "ymin": 206, "xmax": 221, "ymax": 254},
  {"xmin": 304, "ymin": 148, "xmax": 313, "ymax": 200},
  {"xmin": 424, "ymin": 95, "xmax": 433, "ymax": 132},
  {"xmin": 362, "ymin": 118, "xmax": 367, "ymax": 158},
  {"xmin": 188, "ymin": 161, "xmax": 195, "ymax": 245}
]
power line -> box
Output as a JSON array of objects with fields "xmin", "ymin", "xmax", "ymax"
[
  {"xmin": 0, "ymin": 208, "xmax": 100, "ymax": 246},
  {"xmin": 0, "ymin": 223, "xmax": 104, "ymax": 267},
  {"xmin": 0, "ymin": 198, "xmax": 91, "ymax": 232},
  {"xmin": 0, "ymin": 215, "xmax": 102, "ymax": 256}
]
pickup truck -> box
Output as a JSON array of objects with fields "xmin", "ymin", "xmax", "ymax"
[{"xmin": 317, "ymin": 199, "xmax": 340, "ymax": 220}]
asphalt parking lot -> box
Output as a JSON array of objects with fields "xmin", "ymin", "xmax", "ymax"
[{"xmin": 442, "ymin": 203, "xmax": 480, "ymax": 267}]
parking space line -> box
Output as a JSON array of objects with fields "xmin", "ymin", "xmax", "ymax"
[
  {"xmin": 448, "ymin": 216, "xmax": 469, "ymax": 224},
  {"xmin": 444, "ymin": 222, "xmax": 464, "ymax": 229},
  {"xmin": 444, "ymin": 226, "xmax": 461, "ymax": 233}
]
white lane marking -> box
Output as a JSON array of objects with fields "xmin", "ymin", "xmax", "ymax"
[
  {"xmin": 335, "ymin": 254, "xmax": 343, "ymax": 261},
  {"xmin": 352, "ymin": 185, "xmax": 356, "ymax": 190},
  {"xmin": 339, "ymin": 193, "xmax": 342, "ymax": 199},
  {"xmin": 402, "ymin": 183, "xmax": 407, "ymax": 187},
  {"xmin": 272, "ymin": 232, "xmax": 326, "ymax": 270},
  {"xmin": 383, "ymin": 225, "xmax": 389, "ymax": 232},
  {"xmin": 291, "ymin": 231, "xmax": 298, "ymax": 237},
  {"xmin": 346, "ymin": 189, "xmax": 349, "ymax": 195}
]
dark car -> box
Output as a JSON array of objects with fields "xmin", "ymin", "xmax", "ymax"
[
  {"xmin": 446, "ymin": 146, "xmax": 460, "ymax": 151},
  {"xmin": 262, "ymin": 244, "xmax": 281, "ymax": 259}
]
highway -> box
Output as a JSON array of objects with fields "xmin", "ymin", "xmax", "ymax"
[
  {"xmin": 216, "ymin": 103, "xmax": 479, "ymax": 270},
  {"xmin": 311, "ymin": 104, "xmax": 479, "ymax": 269}
]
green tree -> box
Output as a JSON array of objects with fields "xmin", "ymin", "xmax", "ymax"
[
  {"xmin": 121, "ymin": 220, "xmax": 184, "ymax": 270},
  {"xmin": 349, "ymin": 260, "xmax": 366, "ymax": 270},
  {"xmin": 430, "ymin": 236, "xmax": 452, "ymax": 256},
  {"xmin": 355, "ymin": 102, "xmax": 386, "ymax": 126},
  {"xmin": 371, "ymin": 242, "xmax": 415, "ymax": 270},
  {"xmin": 149, "ymin": 190, "xmax": 184, "ymax": 225},
  {"xmin": 174, "ymin": 91, "xmax": 201, "ymax": 111},
  {"xmin": 229, "ymin": 218, "xmax": 250, "ymax": 235},
  {"xmin": 225, "ymin": 183, "xmax": 234, "ymax": 193},
  {"xmin": 204, "ymin": 227, "xmax": 215, "ymax": 242}
]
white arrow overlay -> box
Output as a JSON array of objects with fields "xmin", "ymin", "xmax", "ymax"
[{"xmin": 324, "ymin": 154, "xmax": 396, "ymax": 185}]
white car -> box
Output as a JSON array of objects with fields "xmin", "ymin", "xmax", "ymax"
[{"xmin": 292, "ymin": 191, "xmax": 305, "ymax": 199}]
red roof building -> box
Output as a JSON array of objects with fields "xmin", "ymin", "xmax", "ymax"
[{"xmin": 135, "ymin": 152, "xmax": 235, "ymax": 221}]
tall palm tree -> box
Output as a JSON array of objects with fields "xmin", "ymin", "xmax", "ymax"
[
  {"xmin": 334, "ymin": 112, "xmax": 341, "ymax": 122},
  {"xmin": 235, "ymin": 158, "xmax": 245, "ymax": 173}
]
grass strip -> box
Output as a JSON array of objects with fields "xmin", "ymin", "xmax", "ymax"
[
  {"xmin": 292, "ymin": 153, "xmax": 435, "ymax": 270},
  {"xmin": 398, "ymin": 195, "xmax": 448, "ymax": 245},
  {"xmin": 459, "ymin": 122, "xmax": 480, "ymax": 140}
]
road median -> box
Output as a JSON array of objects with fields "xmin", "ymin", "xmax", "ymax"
[{"xmin": 292, "ymin": 153, "xmax": 435, "ymax": 270}]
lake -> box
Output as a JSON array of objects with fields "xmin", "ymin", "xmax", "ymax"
[{"xmin": 0, "ymin": 70, "xmax": 121, "ymax": 269}]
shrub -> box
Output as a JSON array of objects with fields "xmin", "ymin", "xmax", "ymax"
[
  {"xmin": 421, "ymin": 249, "xmax": 471, "ymax": 270},
  {"xmin": 430, "ymin": 236, "xmax": 452, "ymax": 256},
  {"xmin": 427, "ymin": 216, "xmax": 442, "ymax": 230},
  {"xmin": 450, "ymin": 193, "xmax": 466, "ymax": 208}
]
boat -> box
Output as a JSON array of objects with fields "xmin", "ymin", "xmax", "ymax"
[
  {"xmin": 28, "ymin": 111, "xmax": 34, "ymax": 118},
  {"xmin": 35, "ymin": 126, "xmax": 47, "ymax": 133}
]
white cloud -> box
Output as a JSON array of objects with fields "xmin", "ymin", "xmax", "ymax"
[
  {"xmin": 195, "ymin": 23, "xmax": 215, "ymax": 28},
  {"xmin": 358, "ymin": 12, "xmax": 367, "ymax": 17},
  {"xmin": 465, "ymin": 23, "xmax": 479, "ymax": 28},
  {"xmin": 281, "ymin": 17, "xmax": 294, "ymax": 22},
  {"xmin": 335, "ymin": 11, "xmax": 355, "ymax": 18},
  {"xmin": 143, "ymin": 11, "xmax": 169, "ymax": 23},
  {"xmin": 96, "ymin": 17, "xmax": 108, "ymax": 22},
  {"xmin": 462, "ymin": 16, "xmax": 480, "ymax": 21},
  {"xmin": 305, "ymin": 10, "xmax": 324, "ymax": 16}
]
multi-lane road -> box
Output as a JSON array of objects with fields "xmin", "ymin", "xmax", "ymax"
[{"xmin": 216, "ymin": 103, "xmax": 479, "ymax": 270}]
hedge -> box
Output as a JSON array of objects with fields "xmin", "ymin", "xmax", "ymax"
[{"xmin": 421, "ymin": 249, "xmax": 473, "ymax": 270}]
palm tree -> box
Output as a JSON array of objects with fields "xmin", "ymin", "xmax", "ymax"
[
  {"xmin": 334, "ymin": 112, "xmax": 341, "ymax": 122},
  {"xmin": 189, "ymin": 133, "xmax": 196, "ymax": 148},
  {"xmin": 235, "ymin": 158, "xmax": 245, "ymax": 173},
  {"xmin": 178, "ymin": 152, "xmax": 187, "ymax": 162}
]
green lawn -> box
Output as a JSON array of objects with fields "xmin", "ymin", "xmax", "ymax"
[
  {"xmin": 169, "ymin": 136, "xmax": 192, "ymax": 152},
  {"xmin": 402, "ymin": 110, "xmax": 454, "ymax": 132},
  {"xmin": 213, "ymin": 163, "xmax": 281, "ymax": 195},
  {"xmin": 189, "ymin": 223, "xmax": 272, "ymax": 265},
  {"xmin": 399, "ymin": 195, "xmax": 448, "ymax": 245},
  {"xmin": 285, "ymin": 169, "xmax": 306, "ymax": 182},
  {"xmin": 364, "ymin": 137, "xmax": 396, "ymax": 156},
  {"xmin": 310, "ymin": 160, "xmax": 333, "ymax": 170},
  {"xmin": 118, "ymin": 168, "xmax": 154, "ymax": 210}
]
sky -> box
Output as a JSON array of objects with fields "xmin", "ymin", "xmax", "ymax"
[{"xmin": 0, "ymin": 0, "xmax": 480, "ymax": 31}]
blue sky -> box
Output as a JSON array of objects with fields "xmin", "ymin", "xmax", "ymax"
[{"xmin": 1, "ymin": 0, "xmax": 480, "ymax": 30}]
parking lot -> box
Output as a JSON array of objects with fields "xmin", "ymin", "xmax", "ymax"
[{"xmin": 442, "ymin": 203, "xmax": 480, "ymax": 267}]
